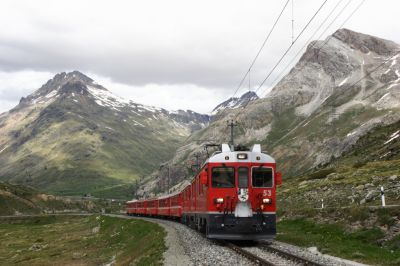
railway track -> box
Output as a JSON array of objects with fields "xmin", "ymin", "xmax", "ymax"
[
  {"xmin": 259, "ymin": 243, "xmax": 324, "ymax": 266},
  {"xmin": 222, "ymin": 241, "xmax": 276, "ymax": 266},
  {"xmin": 221, "ymin": 240, "xmax": 324, "ymax": 266}
]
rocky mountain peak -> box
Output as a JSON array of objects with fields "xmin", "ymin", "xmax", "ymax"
[
  {"xmin": 332, "ymin": 28, "xmax": 400, "ymax": 55},
  {"xmin": 16, "ymin": 71, "xmax": 109, "ymax": 109},
  {"xmin": 58, "ymin": 81, "xmax": 90, "ymax": 96},
  {"xmin": 212, "ymin": 91, "xmax": 259, "ymax": 115}
]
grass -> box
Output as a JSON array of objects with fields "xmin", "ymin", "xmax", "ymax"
[
  {"xmin": 0, "ymin": 215, "xmax": 166, "ymax": 266},
  {"xmin": 277, "ymin": 218, "xmax": 400, "ymax": 266}
]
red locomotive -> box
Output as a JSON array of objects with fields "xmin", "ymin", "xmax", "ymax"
[{"xmin": 126, "ymin": 143, "xmax": 282, "ymax": 240}]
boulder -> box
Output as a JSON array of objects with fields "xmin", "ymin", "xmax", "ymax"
[
  {"xmin": 307, "ymin": 246, "xmax": 320, "ymax": 255},
  {"xmin": 364, "ymin": 183, "xmax": 374, "ymax": 188},
  {"xmin": 365, "ymin": 191, "xmax": 378, "ymax": 202},
  {"xmin": 355, "ymin": 184, "xmax": 364, "ymax": 191}
]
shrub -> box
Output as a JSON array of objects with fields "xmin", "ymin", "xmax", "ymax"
[
  {"xmin": 347, "ymin": 207, "xmax": 369, "ymax": 222},
  {"xmin": 377, "ymin": 209, "xmax": 396, "ymax": 227},
  {"xmin": 307, "ymin": 168, "xmax": 335, "ymax": 180},
  {"xmin": 353, "ymin": 161, "xmax": 366, "ymax": 168}
]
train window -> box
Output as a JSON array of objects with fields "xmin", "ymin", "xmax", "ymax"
[
  {"xmin": 252, "ymin": 167, "xmax": 273, "ymax": 187},
  {"xmin": 212, "ymin": 167, "xmax": 235, "ymax": 188},
  {"xmin": 238, "ymin": 167, "xmax": 248, "ymax": 188}
]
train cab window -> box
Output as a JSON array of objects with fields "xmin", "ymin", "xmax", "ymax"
[
  {"xmin": 238, "ymin": 167, "xmax": 249, "ymax": 188},
  {"xmin": 212, "ymin": 167, "xmax": 235, "ymax": 188},
  {"xmin": 252, "ymin": 167, "xmax": 273, "ymax": 187}
]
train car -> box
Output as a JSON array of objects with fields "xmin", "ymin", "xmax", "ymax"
[
  {"xmin": 126, "ymin": 200, "xmax": 137, "ymax": 215},
  {"xmin": 126, "ymin": 143, "xmax": 281, "ymax": 240},
  {"xmin": 182, "ymin": 144, "xmax": 281, "ymax": 240},
  {"xmin": 146, "ymin": 199, "xmax": 158, "ymax": 216},
  {"xmin": 158, "ymin": 195, "xmax": 171, "ymax": 217},
  {"xmin": 137, "ymin": 200, "xmax": 147, "ymax": 215},
  {"xmin": 169, "ymin": 192, "xmax": 183, "ymax": 218}
]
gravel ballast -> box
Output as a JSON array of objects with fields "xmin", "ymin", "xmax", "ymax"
[{"xmin": 110, "ymin": 215, "xmax": 368, "ymax": 266}]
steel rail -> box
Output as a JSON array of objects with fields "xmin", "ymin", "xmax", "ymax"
[
  {"xmin": 217, "ymin": 240, "xmax": 276, "ymax": 266},
  {"xmin": 260, "ymin": 243, "xmax": 324, "ymax": 266}
]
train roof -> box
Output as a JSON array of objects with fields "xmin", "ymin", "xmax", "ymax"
[{"xmin": 207, "ymin": 144, "xmax": 275, "ymax": 164}]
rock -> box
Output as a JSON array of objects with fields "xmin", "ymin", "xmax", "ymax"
[
  {"xmin": 352, "ymin": 251, "xmax": 366, "ymax": 258},
  {"xmin": 326, "ymin": 173, "xmax": 338, "ymax": 179},
  {"xmin": 72, "ymin": 252, "xmax": 86, "ymax": 259},
  {"xmin": 92, "ymin": 226, "xmax": 100, "ymax": 234},
  {"xmin": 364, "ymin": 183, "xmax": 374, "ymax": 188},
  {"xmin": 29, "ymin": 244, "xmax": 43, "ymax": 251},
  {"xmin": 389, "ymin": 175, "xmax": 398, "ymax": 182},
  {"xmin": 355, "ymin": 185, "xmax": 364, "ymax": 190},
  {"xmin": 365, "ymin": 191, "xmax": 377, "ymax": 202},
  {"xmin": 307, "ymin": 246, "xmax": 320, "ymax": 255},
  {"xmin": 299, "ymin": 180, "xmax": 308, "ymax": 186},
  {"xmin": 360, "ymin": 199, "xmax": 366, "ymax": 204}
]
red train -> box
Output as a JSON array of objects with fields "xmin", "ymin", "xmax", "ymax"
[{"xmin": 126, "ymin": 143, "xmax": 282, "ymax": 240}]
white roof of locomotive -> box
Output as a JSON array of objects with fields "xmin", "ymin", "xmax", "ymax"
[{"xmin": 207, "ymin": 144, "xmax": 275, "ymax": 164}]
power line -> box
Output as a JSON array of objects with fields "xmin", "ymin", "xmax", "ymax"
[
  {"xmin": 291, "ymin": 0, "xmax": 295, "ymax": 44},
  {"xmin": 237, "ymin": 0, "xmax": 329, "ymax": 113},
  {"xmin": 265, "ymin": 0, "xmax": 348, "ymax": 95},
  {"xmin": 314, "ymin": 0, "xmax": 365, "ymax": 54},
  {"xmin": 261, "ymin": 0, "xmax": 365, "ymax": 97},
  {"xmin": 231, "ymin": 0, "xmax": 291, "ymax": 99},
  {"xmin": 253, "ymin": 0, "xmax": 329, "ymax": 95}
]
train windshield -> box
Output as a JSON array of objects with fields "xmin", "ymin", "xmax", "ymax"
[
  {"xmin": 212, "ymin": 167, "xmax": 235, "ymax": 188},
  {"xmin": 252, "ymin": 167, "xmax": 273, "ymax": 187}
]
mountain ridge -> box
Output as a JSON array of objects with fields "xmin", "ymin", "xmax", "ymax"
[{"xmin": 0, "ymin": 71, "xmax": 210, "ymax": 198}]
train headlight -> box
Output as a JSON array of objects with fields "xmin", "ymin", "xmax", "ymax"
[
  {"xmin": 214, "ymin": 198, "xmax": 224, "ymax": 204},
  {"xmin": 237, "ymin": 153, "xmax": 248, "ymax": 159},
  {"xmin": 262, "ymin": 198, "xmax": 272, "ymax": 204}
]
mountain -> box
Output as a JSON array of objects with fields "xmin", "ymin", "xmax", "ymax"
[
  {"xmin": 138, "ymin": 28, "xmax": 400, "ymax": 196},
  {"xmin": 0, "ymin": 71, "xmax": 209, "ymax": 198},
  {"xmin": 211, "ymin": 91, "xmax": 259, "ymax": 115}
]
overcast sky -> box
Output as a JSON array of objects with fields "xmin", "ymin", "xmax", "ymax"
[{"xmin": 1, "ymin": 0, "xmax": 399, "ymax": 114}]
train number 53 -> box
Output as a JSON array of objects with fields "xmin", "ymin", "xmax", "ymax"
[{"xmin": 263, "ymin": 190, "xmax": 272, "ymax": 197}]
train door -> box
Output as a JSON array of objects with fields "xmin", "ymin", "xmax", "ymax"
[{"xmin": 234, "ymin": 166, "xmax": 253, "ymax": 217}]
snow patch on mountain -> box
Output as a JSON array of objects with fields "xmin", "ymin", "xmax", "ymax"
[
  {"xmin": 384, "ymin": 130, "xmax": 400, "ymax": 144},
  {"xmin": 212, "ymin": 91, "xmax": 259, "ymax": 115}
]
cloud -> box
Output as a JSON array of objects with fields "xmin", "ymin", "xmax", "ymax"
[
  {"xmin": 89, "ymin": 73, "xmax": 230, "ymax": 113},
  {"xmin": 0, "ymin": 70, "xmax": 54, "ymax": 112},
  {"xmin": 0, "ymin": 0, "xmax": 400, "ymax": 113}
]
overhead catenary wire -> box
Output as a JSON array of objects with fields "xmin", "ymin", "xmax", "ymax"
[
  {"xmin": 314, "ymin": 0, "xmax": 366, "ymax": 53},
  {"xmin": 264, "ymin": 0, "xmax": 349, "ymax": 95},
  {"xmin": 261, "ymin": 0, "xmax": 365, "ymax": 97},
  {"xmin": 291, "ymin": 0, "xmax": 295, "ymax": 44},
  {"xmin": 237, "ymin": 0, "xmax": 329, "ymax": 113},
  {"xmin": 253, "ymin": 0, "xmax": 329, "ymax": 94},
  {"xmin": 231, "ymin": 0, "xmax": 291, "ymax": 99}
]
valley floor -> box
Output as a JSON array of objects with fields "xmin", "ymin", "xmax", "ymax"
[{"xmin": 0, "ymin": 215, "xmax": 165, "ymax": 266}]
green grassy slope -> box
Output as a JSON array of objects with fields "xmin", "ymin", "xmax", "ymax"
[
  {"xmin": 276, "ymin": 121, "xmax": 400, "ymax": 265},
  {"xmin": 0, "ymin": 215, "xmax": 166, "ymax": 265},
  {"xmin": 0, "ymin": 74, "xmax": 193, "ymax": 198}
]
